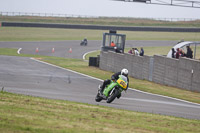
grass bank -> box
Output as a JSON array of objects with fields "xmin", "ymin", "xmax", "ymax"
[
  {"xmin": 1, "ymin": 92, "xmax": 200, "ymax": 133},
  {"xmin": 0, "ymin": 27, "xmax": 200, "ymax": 41}
]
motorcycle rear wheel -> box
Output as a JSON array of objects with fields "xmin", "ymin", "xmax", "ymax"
[{"xmin": 95, "ymin": 93, "xmax": 102, "ymax": 102}]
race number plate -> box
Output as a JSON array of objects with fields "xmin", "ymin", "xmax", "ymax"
[{"xmin": 117, "ymin": 79, "xmax": 127, "ymax": 89}]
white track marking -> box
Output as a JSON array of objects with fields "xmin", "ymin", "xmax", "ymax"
[
  {"xmin": 30, "ymin": 58, "xmax": 103, "ymax": 82},
  {"xmin": 82, "ymin": 50, "xmax": 99, "ymax": 60},
  {"xmin": 121, "ymin": 97, "xmax": 200, "ymax": 108},
  {"xmin": 17, "ymin": 48, "xmax": 22, "ymax": 54},
  {"xmin": 30, "ymin": 58, "xmax": 200, "ymax": 106}
]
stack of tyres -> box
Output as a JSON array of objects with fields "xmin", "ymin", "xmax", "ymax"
[{"xmin": 89, "ymin": 57, "xmax": 98, "ymax": 67}]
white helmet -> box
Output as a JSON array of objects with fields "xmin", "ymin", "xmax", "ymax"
[{"xmin": 121, "ymin": 68, "xmax": 128, "ymax": 76}]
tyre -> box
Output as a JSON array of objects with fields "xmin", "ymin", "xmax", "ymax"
[
  {"xmin": 95, "ymin": 93, "xmax": 102, "ymax": 102},
  {"xmin": 106, "ymin": 89, "xmax": 119, "ymax": 103}
]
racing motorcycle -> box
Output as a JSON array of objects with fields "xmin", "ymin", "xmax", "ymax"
[
  {"xmin": 80, "ymin": 39, "xmax": 87, "ymax": 46},
  {"xmin": 95, "ymin": 75, "xmax": 128, "ymax": 103}
]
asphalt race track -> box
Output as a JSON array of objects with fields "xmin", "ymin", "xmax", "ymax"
[
  {"xmin": 1, "ymin": 40, "xmax": 200, "ymax": 120},
  {"xmin": 0, "ymin": 40, "xmax": 177, "ymax": 59}
]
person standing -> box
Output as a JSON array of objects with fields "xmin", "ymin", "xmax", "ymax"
[
  {"xmin": 176, "ymin": 48, "xmax": 180, "ymax": 59},
  {"xmin": 186, "ymin": 46, "xmax": 193, "ymax": 59},
  {"xmin": 139, "ymin": 47, "xmax": 144, "ymax": 56},
  {"xmin": 128, "ymin": 48, "xmax": 133, "ymax": 54},
  {"xmin": 132, "ymin": 48, "xmax": 135, "ymax": 55},
  {"xmin": 134, "ymin": 48, "xmax": 139, "ymax": 56},
  {"xmin": 171, "ymin": 48, "xmax": 176, "ymax": 58}
]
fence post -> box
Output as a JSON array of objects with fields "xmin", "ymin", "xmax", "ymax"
[{"xmin": 148, "ymin": 57, "xmax": 154, "ymax": 81}]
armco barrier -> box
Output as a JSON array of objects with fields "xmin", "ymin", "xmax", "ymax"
[
  {"xmin": 99, "ymin": 51, "xmax": 200, "ymax": 92},
  {"xmin": 2, "ymin": 22, "xmax": 200, "ymax": 32}
]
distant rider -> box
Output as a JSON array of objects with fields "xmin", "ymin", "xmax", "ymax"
[
  {"xmin": 83, "ymin": 38, "xmax": 87, "ymax": 45},
  {"xmin": 99, "ymin": 68, "xmax": 129, "ymax": 99}
]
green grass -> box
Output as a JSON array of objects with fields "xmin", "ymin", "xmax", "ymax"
[
  {"xmin": 0, "ymin": 48, "xmax": 19, "ymax": 56},
  {"xmin": 0, "ymin": 27, "xmax": 107, "ymax": 41},
  {"xmin": 1, "ymin": 92, "xmax": 200, "ymax": 133},
  {"xmin": 0, "ymin": 27, "xmax": 200, "ymax": 41}
]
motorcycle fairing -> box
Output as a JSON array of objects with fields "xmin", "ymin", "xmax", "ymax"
[{"xmin": 103, "ymin": 81, "xmax": 117, "ymax": 97}]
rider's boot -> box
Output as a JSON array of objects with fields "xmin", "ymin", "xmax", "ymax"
[
  {"xmin": 99, "ymin": 79, "xmax": 110, "ymax": 96},
  {"xmin": 98, "ymin": 85, "xmax": 104, "ymax": 95}
]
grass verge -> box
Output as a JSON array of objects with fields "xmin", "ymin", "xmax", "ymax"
[
  {"xmin": 0, "ymin": 27, "xmax": 200, "ymax": 41},
  {"xmin": 1, "ymin": 91, "xmax": 200, "ymax": 133}
]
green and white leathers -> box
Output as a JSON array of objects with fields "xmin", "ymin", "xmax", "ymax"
[{"xmin": 95, "ymin": 75, "xmax": 128, "ymax": 103}]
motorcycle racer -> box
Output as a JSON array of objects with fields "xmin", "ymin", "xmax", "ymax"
[{"xmin": 99, "ymin": 68, "xmax": 129, "ymax": 99}]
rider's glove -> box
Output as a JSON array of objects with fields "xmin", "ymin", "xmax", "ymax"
[{"xmin": 111, "ymin": 76, "xmax": 115, "ymax": 82}]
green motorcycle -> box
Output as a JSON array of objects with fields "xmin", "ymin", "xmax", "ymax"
[{"xmin": 95, "ymin": 75, "xmax": 128, "ymax": 103}]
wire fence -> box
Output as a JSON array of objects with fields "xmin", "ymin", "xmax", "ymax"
[
  {"xmin": 0, "ymin": 11, "xmax": 199, "ymax": 22},
  {"xmin": 0, "ymin": 12, "xmax": 98, "ymax": 18}
]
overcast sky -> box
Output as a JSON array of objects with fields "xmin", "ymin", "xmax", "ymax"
[{"xmin": 1, "ymin": 0, "xmax": 200, "ymax": 19}]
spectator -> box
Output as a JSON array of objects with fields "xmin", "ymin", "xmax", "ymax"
[
  {"xmin": 139, "ymin": 47, "xmax": 144, "ymax": 56},
  {"xmin": 128, "ymin": 48, "xmax": 133, "ymax": 54},
  {"xmin": 176, "ymin": 48, "xmax": 180, "ymax": 59},
  {"xmin": 111, "ymin": 41, "xmax": 116, "ymax": 47},
  {"xmin": 180, "ymin": 49, "xmax": 186, "ymax": 57},
  {"xmin": 186, "ymin": 46, "xmax": 193, "ymax": 59},
  {"xmin": 134, "ymin": 48, "xmax": 139, "ymax": 56},
  {"xmin": 171, "ymin": 48, "xmax": 176, "ymax": 58},
  {"xmin": 132, "ymin": 48, "xmax": 135, "ymax": 55}
]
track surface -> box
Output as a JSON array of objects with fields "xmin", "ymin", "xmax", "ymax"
[
  {"xmin": 0, "ymin": 40, "xmax": 177, "ymax": 59},
  {"xmin": 1, "ymin": 40, "xmax": 200, "ymax": 120}
]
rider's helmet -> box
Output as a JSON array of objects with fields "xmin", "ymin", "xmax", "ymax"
[{"xmin": 121, "ymin": 68, "xmax": 128, "ymax": 76}]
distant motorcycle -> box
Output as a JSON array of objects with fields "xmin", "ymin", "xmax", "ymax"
[
  {"xmin": 80, "ymin": 39, "xmax": 87, "ymax": 46},
  {"xmin": 95, "ymin": 75, "xmax": 128, "ymax": 103}
]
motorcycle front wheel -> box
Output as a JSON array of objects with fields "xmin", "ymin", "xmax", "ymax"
[{"xmin": 106, "ymin": 89, "xmax": 120, "ymax": 103}]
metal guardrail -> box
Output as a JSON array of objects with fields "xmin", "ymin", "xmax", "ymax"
[{"xmin": 2, "ymin": 22, "xmax": 200, "ymax": 32}]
